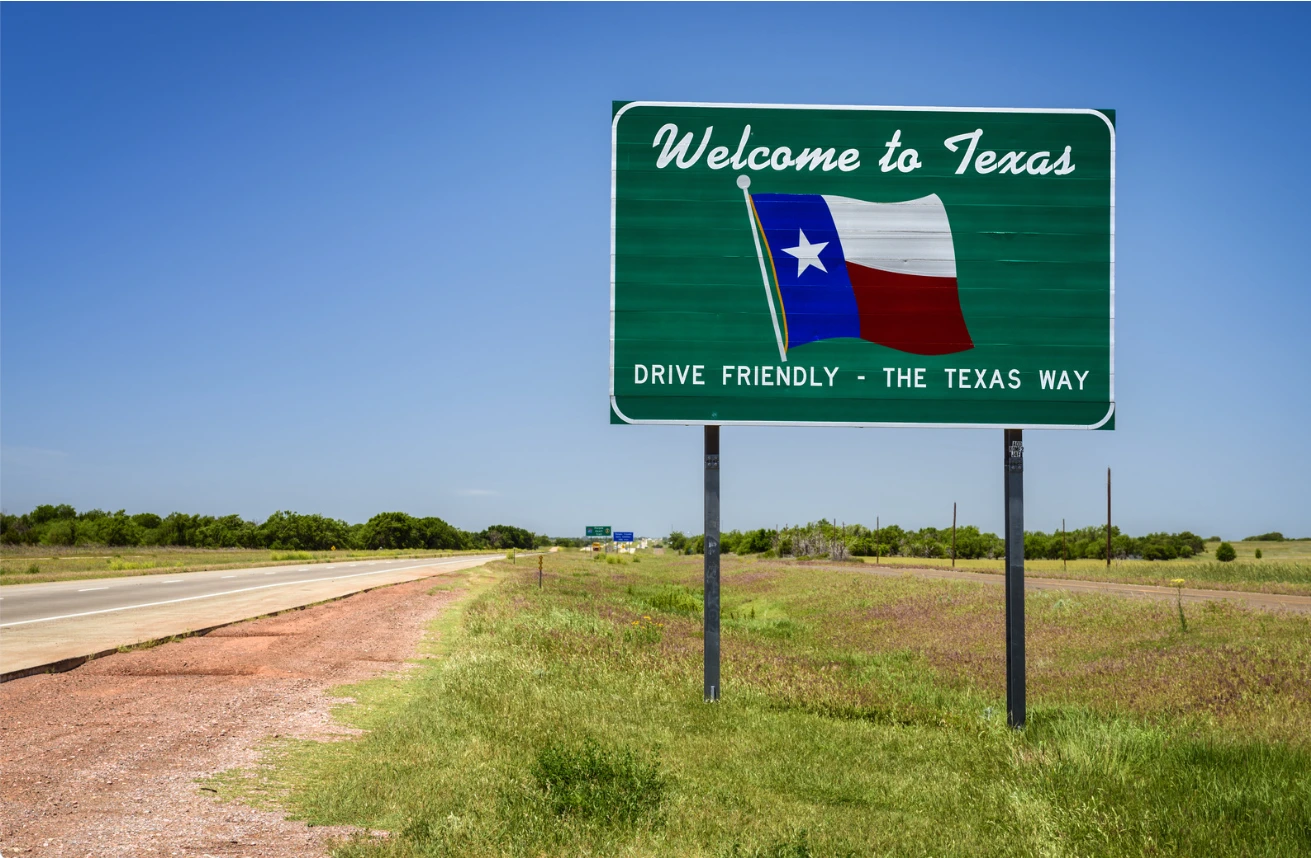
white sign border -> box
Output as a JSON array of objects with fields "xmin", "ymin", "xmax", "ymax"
[{"xmin": 609, "ymin": 100, "xmax": 1116, "ymax": 430}]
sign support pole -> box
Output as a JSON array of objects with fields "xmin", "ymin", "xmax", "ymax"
[
  {"xmin": 704, "ymin": 425, "xmax": 721, "ymax": 702},
  {"xmin": 1003, "ymin": 429, "xmax": 1025, "ymax": 729}
]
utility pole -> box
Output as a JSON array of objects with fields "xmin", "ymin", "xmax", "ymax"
[
  {"xmin": 1107, "ymin": 468, "xmax": 1112, "ymax": 567},
  {"xmin": 1062, "ymin": 518, "xmax": 1067, "ymax": 572},
  {"xmin": 952, "ymin": 502, "xmax": 957, "ymax": 567},
  {"xmin": 538, "ymin": 554, "xmax": 543, "ymax": 589},
  {"xmin": 875, "ymin": 515, "xmax": 880, "ymax": 564}
]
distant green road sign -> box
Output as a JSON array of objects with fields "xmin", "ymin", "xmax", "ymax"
[
  {"xmin": 610, "ymin": 101, "xmax": 1115, "ymax": 429},
  {"xmin": 585, "ymin": 526, "xmax": 612, "ymax": 538}
]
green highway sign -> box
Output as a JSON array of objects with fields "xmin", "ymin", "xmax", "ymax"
[
  {"xmin": 610, "ymin": 102, "xmax": 1115, "ymax": 429},
  {"xmin": 585, "ymin": 525, "xmax": 612, "ymax": 538}
]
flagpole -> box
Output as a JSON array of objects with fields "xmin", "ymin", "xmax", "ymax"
[{"xmin": 739, "ymin": 175, "xmax": 787, "ymax": 363}]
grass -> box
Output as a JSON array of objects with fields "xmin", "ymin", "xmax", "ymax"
[
  {"xmin": 0, "ymin": 545, "xmax": 488, "ymax": 586},
  {"xmin": 271, "ymin": 551, "xmax": 315, "ymax": 561},
  {"xmin": 212, "ymin": 553, "xmax": 1311, "ymax": 857},
  {"xmin": 851, "ymin": 540, "xmax": 1311, "ymax": 596},
  {"xmin": 531, "ymin": 736, "xmax": 668, "ymax": 824}
]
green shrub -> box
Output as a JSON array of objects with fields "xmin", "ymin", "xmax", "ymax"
[
  {"xmin": 1255, "ymin": 549, "xmax": 1263, "ymax": 559},
  {"xmin": 647, "ymin": 586, "xmax": 702, "ymax": 616},
  {"xmin": 1244, "ymin": 532, "xmax": 1285, "ymax": 542},
  {"xmin": 531, "ymin": 737, "xmax": 666, "ymax": 824},
  {"xmin": 1215, "ymin": 542, "xmax": 1237, "ymax": 562}
]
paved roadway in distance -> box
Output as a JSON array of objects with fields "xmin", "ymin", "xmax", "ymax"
[
  {"xmin": 0, "ymin": 554, "xmax": 506, "ymax": 678},
  {"xmin": 0, "ymin": 556, "xmax": 500, "ymax": 627}
]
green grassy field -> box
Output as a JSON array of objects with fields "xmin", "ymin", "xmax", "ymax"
[
  {"xmin": 211, "ymin": 553, "xmax": 1311, "ymax": 857},
  {"xmin": 854, "ymin": 540, "xmax": 1311, "ymax": 596},
  {"xmin": 0, "ymin": 546, "xmax": 488, "ymax": 586}
]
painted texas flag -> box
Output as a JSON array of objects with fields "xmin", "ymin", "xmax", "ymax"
[{"xmin": 748, "ymin": 190, "xmax": 973, "ymax": 356}]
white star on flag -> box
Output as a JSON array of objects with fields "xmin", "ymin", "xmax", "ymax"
[{"xmin": 781, "ymin": 230, "xmax": 828, "ymax": 277}]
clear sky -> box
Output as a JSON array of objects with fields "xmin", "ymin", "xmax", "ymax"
[{"xmin": 3, "ymin": 3, "xmax": 1308, "ymax": 539}]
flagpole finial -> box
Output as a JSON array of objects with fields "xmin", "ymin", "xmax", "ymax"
[{"xmin": 736, "ymin": 174, "xmax": 751, "ymax": 189}]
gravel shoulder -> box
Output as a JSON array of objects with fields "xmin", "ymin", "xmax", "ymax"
[{"xmin": 0, "ymin": 574, "xmax": 465, "ymax": 857}]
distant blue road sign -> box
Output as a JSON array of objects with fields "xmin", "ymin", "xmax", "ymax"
[{"xmin": 614, "ymin": 532, "xmax": 634, "ymax": 543}]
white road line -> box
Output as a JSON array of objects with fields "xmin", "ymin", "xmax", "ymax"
[
  {"xmin": 221, "ymin": 576, "xmax": 236, "ymax": 579},
  {"xmin": 77, "ymin": 587, "xmax": 109, "ymax": 592},
  {"xmin": 264, "ymin": 571, "xmax": 276, "ymax": 575},
  {"xmin": 0, "ymin": 558, "xmax": 491, "ymax": 628}
]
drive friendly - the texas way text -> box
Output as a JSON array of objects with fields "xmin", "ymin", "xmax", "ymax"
[{"xmin": 632, "ymin": 365, "xmax": 1094, "ymax": 392}]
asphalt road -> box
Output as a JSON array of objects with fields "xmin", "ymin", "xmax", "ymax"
[{"xmin": 0, "ymin": 555, "xmax": 502, "ymax": 628}]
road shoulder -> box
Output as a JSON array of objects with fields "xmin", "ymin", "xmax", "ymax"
[{"xmin": 0, "ymin": 573, "xmax": 472, "ymax": 857}]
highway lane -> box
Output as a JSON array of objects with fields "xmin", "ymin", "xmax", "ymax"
[
  {"xmin": 0, "ymin": 555, "xmax": 503, "ymax": 627},
  {"xmin": 2, "ymin": 553, "xmax": 516, "ymax": 678}
]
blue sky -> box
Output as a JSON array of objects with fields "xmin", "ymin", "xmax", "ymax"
[{"xmin": 3, "ymin": 3, "xmax": 1308, "ymax": 539}]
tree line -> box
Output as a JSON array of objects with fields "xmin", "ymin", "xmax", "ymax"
[
  {"xmin": 0, "ymin": 505, "xmax": 577, "ymax": 552},
  {"xmin": 667, "ymin": 520, "xmax": 1216, "ymax": 562}
]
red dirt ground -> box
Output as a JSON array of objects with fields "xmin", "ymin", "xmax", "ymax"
[{"xmin": 1, "ymin": 576, "xmax": 459, "ymax": 857}]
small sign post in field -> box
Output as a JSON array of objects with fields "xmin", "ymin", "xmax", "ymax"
[{"xmin": 611, "ymin": 101, "xmax": 1116, "ymax": 727}]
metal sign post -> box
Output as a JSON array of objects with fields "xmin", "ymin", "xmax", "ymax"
[
  {"xmin": 704, "ymin": 425, "xmax": 721, "ymax": 702},
  {"xmin": 1004, "ymin": 430, "xmax": 1026, "ymax": 729}
]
